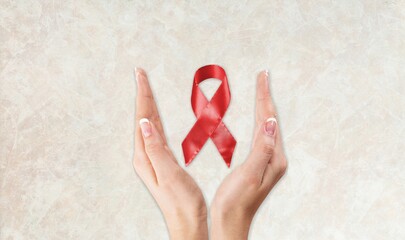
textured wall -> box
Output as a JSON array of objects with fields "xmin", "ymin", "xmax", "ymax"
[{"xmin": 1, "ymin": 1, "xmax": 404, "ymax": 239}]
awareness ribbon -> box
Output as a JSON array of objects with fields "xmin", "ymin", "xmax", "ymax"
[{"xmin": 182, "ymin": 64, "xmax": 237, "ymax": 167}]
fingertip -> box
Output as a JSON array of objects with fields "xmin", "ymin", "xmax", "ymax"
[
  {"xmin": 135, "ymin": 67, "xmax": 146, "ymax": 75},
  {"xmin": 135, "ymin": 68, "xmax": 154, "ymax": 101},
  {"xmin": 256, "ymin": 69, "xmax": 270, "ymax": 100},
  {"xmin": 257, "ymin": 69, "xmax": 268, "ymax": 80},
  {"xmin": 260, "ymin": 69, "xmax": 269, "ymax": 88},
  {"xmin": 257, "ymin": 69, "xmax": 268, "ymax": 81},
  {"xmin": 134, "ymin": 67, "xmax": 148, "ymax": 84}
]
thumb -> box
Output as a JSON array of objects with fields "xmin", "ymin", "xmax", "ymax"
[
  {"xmin": 244, "ymin": 117, "xmax": 277, "ymax": 177},
  {"xmin": 256, "ymin": 117, "xmax": 277, "ymax": 159},
  {"xmin": 139, "ymin": 118, "xmax": 176, "ymax": 178}
]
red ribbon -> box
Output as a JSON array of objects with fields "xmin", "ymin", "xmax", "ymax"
[{"xmin": 182, "ymin": 64, "xmax": 237, "ymax": 167}]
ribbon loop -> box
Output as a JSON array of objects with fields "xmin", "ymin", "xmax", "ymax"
[{"xmin": 182, "ymin": 64, "xmax": 237, "ymax": 167}]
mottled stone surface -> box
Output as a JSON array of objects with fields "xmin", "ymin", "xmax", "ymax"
[{"xmin": 1, "ymin": 1, "xmax": 404, "ymax": 239}]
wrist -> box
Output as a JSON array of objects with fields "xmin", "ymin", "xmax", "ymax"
[
  {"xmin": 210, "ymin": 208, "xmax": 252, "ymax": 240},
  {"xmin": 165, "ymin": 211, "xmax": 208, "ymax": 240}
]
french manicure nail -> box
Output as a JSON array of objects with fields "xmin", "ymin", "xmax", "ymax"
[
  {"xmin": 134, "ymin": 67, "xmax": 139, "ymax": 83},
  {"xmin": 264, "ymin": 117, "xmax": 277, "ymax": 136},
  {"xmin": 264, "ymin": 69, "xmax": 269, "ymax": 88},
  {"xmin": 139, "ymin": 118, "xmax": 152, "ymax": 138}
]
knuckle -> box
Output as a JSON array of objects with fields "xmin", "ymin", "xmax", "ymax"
[
  {"xmin": 145, "ymin": 142, "xmax": 162, "ymax": 156},
  {"xmin": 144, "ymin": 94, "xmax": 153, "ymax": 100},
  {"xmin": 151, "ymin": 114, "xmax": 160, "ymax": 122},
  {"xmin": 136, "ymin": 112, "xmax": 151, "ymax": 121},
  {"xmin": 135, "ymin": 112, "xmax": 160, "ymax": 122},
  {"xmin": 257, "ymin": 111, "xmax": 277, "ymax": 124},
  {"xmin": 260, "ymin": 143, "xmax": 275, "ymax": 157},
  {"xmin": 257, "ymin": 94, "xmax": 270, "ymax": 102}
]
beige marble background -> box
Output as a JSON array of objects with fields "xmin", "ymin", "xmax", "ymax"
[{"xmin": 1, "ymin": 1, "xmax": 404, "ymax": 239}]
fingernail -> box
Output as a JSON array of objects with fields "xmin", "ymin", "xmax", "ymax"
[
  {"xmin": 139, "ymin": 118, "xmax": 152, "ymax": 138},
  {"xmin": 264, "ymin": 69, "xmax": 269, "ymax": 88},
  {"xmin": 264, "ymin": 117, "xmax": 277, "ymax": 136},
  {"xmin": 264, "ymin": 69, "xmax": 269, "ymax": 78},
  {"xmin": 134, "ymin": 67, "xmax": 139, "ymax": 83}
]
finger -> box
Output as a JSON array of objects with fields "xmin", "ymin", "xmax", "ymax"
[
  {"xmin": 244, "ymin": 118, "xmax": 277, "ymax": 181},
  {"xmin": 139, "ymin": 118, "xmax": 178, "ymax": 182},
  {"xmin": 256, "ymin": 70, "xmax": 277, "ymax": 124},
  {"xmin": 262, "ymin": 121, "xmax": 288, "ymax": 187},
  {"xmin": 255, "ymin": 69, "xmax": 285, "ymax": 159},
  {"xmin": 134, "ymin": 70, "xmax": 157, "ymax": 187},
  {"xmin": 135, "ymin": 67, "xmax": 168, "ymax": 144},
  {"xmin": 242, "ymin": 71, "xmax": 278, "ymax": 181},
  {"xmin": 135, "ymin": 68, "xmax": 177, "ymax": 163}
]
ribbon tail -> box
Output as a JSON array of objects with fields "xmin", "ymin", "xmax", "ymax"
[
  {"xmin": 210, "ymin": 122, "xmax": 237, "ymax": 167},
  {"xmin": 182, "ymin": 122, "xmax": 210, "ymax": 166}
]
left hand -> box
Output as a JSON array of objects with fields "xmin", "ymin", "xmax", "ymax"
[{"xmin": 133, "ymin": 68, "xmax": 208, "ymax": 240}]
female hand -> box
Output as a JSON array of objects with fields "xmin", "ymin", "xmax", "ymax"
[
  {"xmin": 210, "ymin": 70, "xmax": 288, "ymax": 240},
  {"xmin": 133, "ymin": 68, "xmax": 208, "ymax": 240}
]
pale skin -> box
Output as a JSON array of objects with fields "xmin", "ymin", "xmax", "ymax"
[{"xmin": 133, "ymin": 68, "xmax": 287, "ymax": 239}]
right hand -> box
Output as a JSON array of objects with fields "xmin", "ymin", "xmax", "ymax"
[{"xmin": 210, "ymin": 70, "xmax": 288, "ymax": 240}]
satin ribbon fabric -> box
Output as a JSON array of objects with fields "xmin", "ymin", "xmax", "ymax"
[{"xmin": 182, "ymin": 64, "xmax": 237, "ymax": 167}]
